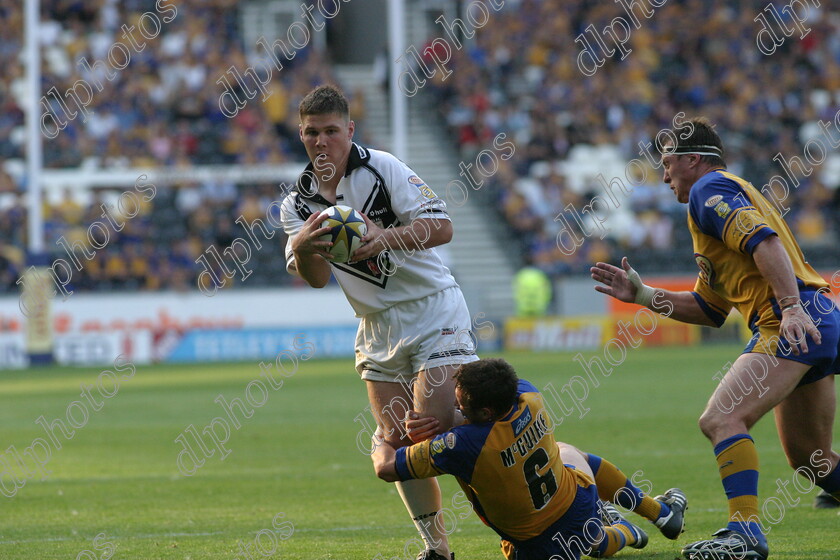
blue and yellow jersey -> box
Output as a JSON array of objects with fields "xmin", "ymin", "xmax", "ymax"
[
  {"xmin": 394, "ymin": 380, "xmax": 593, "ymax": 542},
  {"xmin": 687, "ymin": 170, "xmax": 827, "ymax": 330}
]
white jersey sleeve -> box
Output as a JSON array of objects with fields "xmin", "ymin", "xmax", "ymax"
[
  {"xmin": 380, "ymin": 154, "xmax": 451, "ymax": 225},
  {"xmin": 280, "ymin": 192, "xmax": 309, "ymax": 274}
]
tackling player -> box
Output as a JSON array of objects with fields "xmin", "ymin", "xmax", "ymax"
[
  {"xmin": 592, "ymin": 117, "xmax": 840, "ymax": 560},
  {"xmin": 372, "ymin": 358, "xmax": 688, "ymax": 560},
  {"xmin": 281, "ymin": 85, "xmax": 479, "ymax": 560}
]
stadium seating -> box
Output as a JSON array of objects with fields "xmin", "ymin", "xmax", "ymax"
[
  {"xmin": 1, "ymin": 0, "xmax": 838, "ymax": 294},
  {"xmin": 426, "ymin": 0, "xmax": 840, "ymax": 275}
]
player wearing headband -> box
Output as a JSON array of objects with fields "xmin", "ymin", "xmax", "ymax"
[{"xmin": 591, "ymin": 117, "xmax": 840, "ymax": 560}]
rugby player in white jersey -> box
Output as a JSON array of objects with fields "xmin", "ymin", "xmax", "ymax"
[{"xmin": 281, "ymin": 85, "xmax": 479, "ymax": 560}]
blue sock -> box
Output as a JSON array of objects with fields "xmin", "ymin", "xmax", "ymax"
[{"xmin": 816, "ymin": 460, "xmax": 840, "ymax": 500}]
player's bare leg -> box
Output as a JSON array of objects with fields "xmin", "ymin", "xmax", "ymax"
[
  {"xmin": 698, "ymin": 354, "xmax": 811, "ymax": 443},
  {"xmin": 367, "ymin": 380, "xmax": 414, "ymax": 446},
  {"xmin": 773, "ymin": 375, "xmax": 840, "ymax": 502},
  {"xmin": 413, "ymin": 365, "xmax": 458, "ymax": 432},
  {"xmin": 398, "ymin": 364, "xmax": 461, "ymax": 559},
  {"xmin": 367, "ymin": 378, "xmax": 451, "ymax": 559},
  {"xmin": 684, "ymin": 354, "xmax": 810, "ymax": 559}
]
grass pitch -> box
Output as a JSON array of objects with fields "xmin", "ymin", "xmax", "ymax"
[{"xmin": 0, "ymin": 346, "xmax": 837, "ymax": 559}]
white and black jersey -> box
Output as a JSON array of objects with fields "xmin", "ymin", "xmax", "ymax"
[{"xmin": 281, "ymin": 143, "xmax": 459, "ymax": 316}]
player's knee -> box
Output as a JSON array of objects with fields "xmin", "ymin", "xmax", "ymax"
[
  {"xmin": 698, "ymin": 408, "xmax": 723, "ymax": 440},
  {"xmin": 699, "ymin": 401, "xmax": 752, "ymax": 440}
]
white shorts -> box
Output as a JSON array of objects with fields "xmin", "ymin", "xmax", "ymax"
[{"xmin": 355, "ymin": 286, "xmax": 479, "ymax": 383}]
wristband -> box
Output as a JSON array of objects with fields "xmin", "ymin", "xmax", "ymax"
[
  {"xmin": 778, "ymin": 295, "xmax": 799, "ymax": 308},
  {"xmin": 626, "ymin": 265, "xmax": 655, "ymax": 307},
  {"xmin": 781, "ymin": 303, "xmax": 802, "ymax": 312}
]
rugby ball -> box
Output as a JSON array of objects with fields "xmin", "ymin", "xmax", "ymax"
[{"xmin": 319, "ymin": 205, "xmax": 367, "ymax": 263}]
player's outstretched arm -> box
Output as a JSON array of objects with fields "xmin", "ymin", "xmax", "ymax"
[
  {"xmin": 752, "ymin": 235, "xmax": 821, "ymax": 356},
  {"xmin": 591, "ymin": 257, "xmax": 719, "ymax": 327},
  {"xmin": 290, "ymin": 212, "xmax": 334, "ymax": 288}
]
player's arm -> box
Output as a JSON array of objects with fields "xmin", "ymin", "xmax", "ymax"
[
  {"xmin": 373, "ymin": 435, "xmax": 447, "ymax": 482},
  {"xmin": 351, "ymin": 157, "xmax": 453, "ymax": 263},
  {"xmin": 288, "ymin": 212, "xmax": 335, "ymax": 288},
  {"xmin": 371, "ymin": 439, "xmax": 400, "ymax": 482},
  {"xmin": 591, "ymin": 257, "xmax": 720, "ymax": 327},
  {"xmin": 751, "ymin": 235, "xmax": 821, "ymax": 355},
  {"xmin": 351, "ymin": 216, "xmax": 452, "ymax": 263}
]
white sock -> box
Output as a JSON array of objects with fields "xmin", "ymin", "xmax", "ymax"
[{"xmin": 395, "ymin": 478, "xmax": 450, "ymax": 556}]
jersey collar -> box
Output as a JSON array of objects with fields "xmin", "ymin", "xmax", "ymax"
[
  {"xmin": 296, "ymin": 143, "xmax": 371, "ymax": 204},
  {"xmin": 344, "ymin": 142, "xmax": 370, "ymax": 176}
]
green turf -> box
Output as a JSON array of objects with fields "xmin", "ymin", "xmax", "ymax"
[{"xmin": 0, "ymin": 346, "xmax": 837, "ymax": 559}]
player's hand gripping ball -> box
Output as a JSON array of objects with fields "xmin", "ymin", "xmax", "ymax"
[{"xmin": 319, "ymin": 205, "xmax": 367, "ymax": 263}]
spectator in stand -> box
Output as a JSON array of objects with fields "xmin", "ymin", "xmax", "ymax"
[{"xmin": 429, "ymin": 1, "xmax": 840, "ymax": 276}]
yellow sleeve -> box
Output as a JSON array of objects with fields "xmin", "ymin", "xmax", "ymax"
[
  {"xmin": 721, "ymin": 206, "xmax": 774, "ymax": 254},
  {"xmin": 400, "ymin": 440, "xmax": 444, "ymax": 480}
]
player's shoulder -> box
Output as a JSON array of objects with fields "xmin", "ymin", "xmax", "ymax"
[
  {"xmin": 517, "ymin": 378, "xmax": 540, "ymax": 396},
  {"xmin": 363, "ymin": 146, "xmax": 405, "ymax": 170},
  {"xmin": 353, "ymin": 146, "xmax": 426, "ymax": 193},
  {"xmin": 447, "ymin": 421, "xmax": 493, "ymax": 452},
  {"xmin": 689, "ymin": 170, "xmax": 741, "ymax": 208},
  {"xmin": 344, "ymin": 144, "xmax": 403, "ymax": 178}
]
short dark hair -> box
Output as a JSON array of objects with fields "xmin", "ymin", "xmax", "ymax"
[
  {"xmin": 455, "ymin": 358, "xmax": 519, "ymax": 418},
  {"xmin": 662, "ymin": 116, "xmax": 726, "ymax": 168},
  {"xmin": 299, "ymin": 84, "xmax": 349, "ymax": 119}
]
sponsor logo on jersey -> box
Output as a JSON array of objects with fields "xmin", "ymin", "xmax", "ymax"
[
  {"xmin": 419, "ymin": 185, "xmax": 436, "ymax": 199},
  {"xmin": 366, "ymin": 258, "xmax": 381, "ymax": 275},
  {"xmin": 695, "ymin": 253, "xmax": 716, "ymax": 289},
  {"xmin": 441, "ymin": 326, "xmax": 457, "ymax": 336},
  {"xmin": 431, "ymin": 438, "xmax": 446, "ymax": 456},
  {"xmin": 511, "ymin": 406, "xmax": 532, "ymax": 437},
  {"xmin": 705, "ymin": 195, "xmax": 724, "ymax": 207},
  {"xmin": 409, "ymin": 176, "xmax": 437, "ymax": 199},
  {"xmin": 714, "ymin": 201, "xmax": 731, "ymax": 218},
  {"xmin": 445, "ymin": 432, "xmax": 456, "ymax": 449}
]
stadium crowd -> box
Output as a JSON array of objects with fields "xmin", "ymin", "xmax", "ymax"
[
  {"xmin": 1, "ymin": 0, "xmax": 839, "ymax": 293},
  {"xmin": 426, "ymin": 0, "xmax": 840, "ymax": 275},
  {"xmin": 0, "ymin": 0, "xmax": 354, "ymax": 167},
  {"xmin": 0, "ymin": 178, "xmax": 304, "ymax": 294},
  {"xmin": 0, "ymin": 0, "xmax": 351, "ymax": 294}
]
